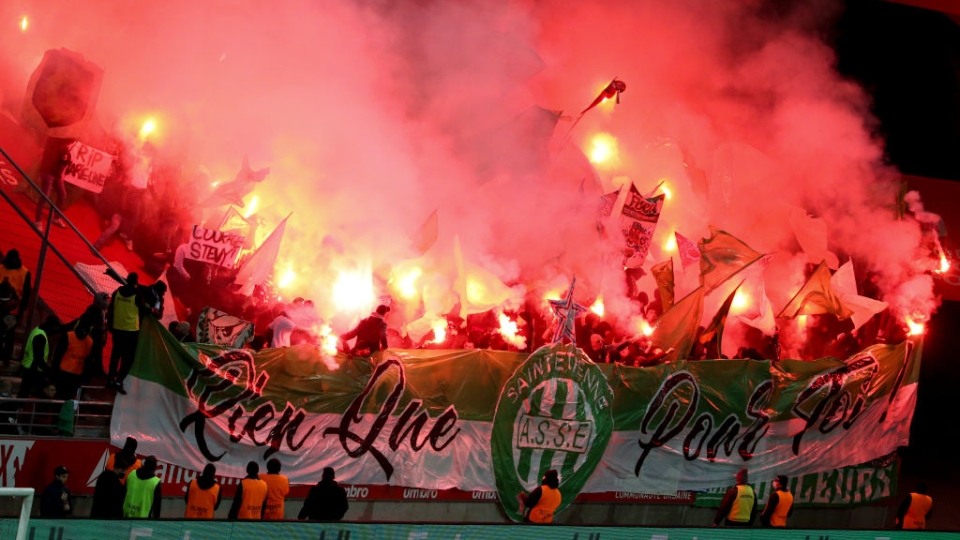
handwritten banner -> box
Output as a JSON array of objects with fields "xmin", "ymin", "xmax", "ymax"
[
  {"xmin": 62, "ymin": 142, "xmax": 112, "ymax": 193},
  {"xmin": 186, "ymin": 225, "xmax": 245, "ymax": 268}
]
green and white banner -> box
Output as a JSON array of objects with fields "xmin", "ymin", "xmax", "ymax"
[
  {"xmin": 112, "ymin": 318, "xmax": 920, "ymax": 519},
  {"xmin": 695, "ymin": 454, "xmax": 899, "ymax": 507}
]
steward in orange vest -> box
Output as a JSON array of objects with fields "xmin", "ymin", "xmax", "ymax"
[
  {"xmin": 897, "ymin": 482, "xmax": 933, "ymax": 530},
  {"xmin": 517, "ymin": 469, "xmax": 562, "ymax": 523},
  {"xmin": 760, "ymin": 475, "xmax": 794, "ymax": 527},
  {"xmin": 228, "ymin": 461, "xmax": 268, "ymax": 520},
  {"xmin": 185, "ymin": 464, "xmax": 221, "ymax": 519}
]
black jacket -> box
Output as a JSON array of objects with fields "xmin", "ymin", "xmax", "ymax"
[
  {"xmin": 90, "ymin": 470, "xmax": 126, "ymax": 518},
  {"xmin": 298, "ymin": 480, "xmax": 348, "ymax": 521}
]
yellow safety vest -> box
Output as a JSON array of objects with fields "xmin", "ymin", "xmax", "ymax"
[
  {"xmin": 123, "ymin": 471, "xmax": 161, "ymax": 518},
  {"xmin": 21, "ymin": 327, "xmax": 49, "ymax": 369},
  {"xmin": 727, "ymin": 485, "xmax": 755, "ymax": 523},
  {"xmin": 112, "ymin": 292, "xmax": 139, "ymax": 331}
]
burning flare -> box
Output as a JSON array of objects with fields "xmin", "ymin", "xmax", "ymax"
[
  {"xmin": 244, "ymin": 195, "xmax": 258, "ymax": 218},
  {"xmin": 431, "ymin": 317, "xmax": 447, "ymax": 344},
  {"xmin": 20, "ymin": 16, "xmax": 28, "ymax": 32},
  {"xmin": 936, "ymin": 253, "xmax": 950, "ymax": 274},
  {"xmin": 139, "ymin": 119, "xmax": 156, "ymax": 140},
  {"xmin": 905, "ymin": 315, "xmax": 925, "ymax": 336},
  {"xmin": 333, "ymin": 270, "xmax": 374, "ymax": 313},
  {"xmin": 590, "ymin": 297, "xmax": 605, "ymax": 317},
  {"xmin": 498, "ymin": 312, "xmax": 527, "ymax": 349},
  {"xmin": 660, "ymin": 183, "xmax": 672, "ymax": 200},
  {"xmin": 277, "ymin": 268, "xmax": 295, "ymax": 289},
  {"xmin": 663, "ymin": 234, "xmax": 677, "ymax": 252},
  {"xmin": 587, "ymin": 132, "xmax": 619, "ymax": 165}
]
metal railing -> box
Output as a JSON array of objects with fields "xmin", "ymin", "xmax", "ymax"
[
  {"xmin": 0, "ymin": 391, "xmax": 113, "ymax": 438},
  {"xmin": 0, "ymin": 146, "xmax": 125, "ymax": 355}
]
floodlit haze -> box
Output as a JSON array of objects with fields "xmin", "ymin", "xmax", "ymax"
[{"xmin": 0, "ymin": 0, "xmax": 937, "ymax": 350}]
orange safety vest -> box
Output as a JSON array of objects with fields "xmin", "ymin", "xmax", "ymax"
[
  {"xmin": 903, "ymin": 493, "xmax": 933, "ymax": 530},
  {"xmin": 59, "ymin": 331, "xmax": 93, "ymax": 375},
  {"xmin": 238, "ymin": 478, "xmax": 268, "ymax": 519},
  {"xmin": 106, "ymin": 455, "xmax": 142, "ymax": 486},
  {"xmin": 185, "ymin": 479, "xmax": 220, "ymax": 519},
  {"xmin": 260, "ymin": 473, "xmax": 290, "ymax": 520},
  {"xmin": 767, "ymin": 489, "xmax": 793, "ymax": 527},
  {"xmin": 0, "ymin": 266, "xmax": 27, "ymax": 314},
  {"xmin": 528, "ymin": 485, "xmax": 562, "ymax": 523}
]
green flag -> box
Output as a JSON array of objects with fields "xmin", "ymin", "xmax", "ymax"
[
  {"xmin": 698, "ymin": 281, "xmax": 742, "ymax": 359},
  {"xmin": 777, "ymin": 260, "xmax": 853, "ymax": 320},
  {"xmin": 698, "ymin": 227, "xmax": 763, "ymax": 294},
  {"xmin": 650, "ymin": 258, "xmax": 675, "ymax": 311},
  {"xmin": 650, "ymin": 286, "xmax": 704, "ymax": 362}
]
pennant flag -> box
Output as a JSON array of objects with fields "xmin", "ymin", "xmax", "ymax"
[
  {"xmin": 233, "ymin": 213, "xmax": 290, "ymax": 295},
  {"xmin": 549, "ymin": 277, "xmax": 588, "ymax": 345},
  {"xmin": 698, "ymin": 227, "xmax": 763, "ymax": 294},
  {"xmin": 650, "ymin": 286, "xmax": 704, "ymax": 362},
  {"xmin": 698, "ymin": 281, "xmax": 742, "ymax": 359},
  {"xmin": 580, "ymin": 79, "xmax": 626, "ymax": 116},
  {"xmin": 650, "ymin": 258, "xmax": 675, "ymax": 311},
  {"xmin": 777, "ymin": 260, "xmax": 853, "ymax": 320},
  {"xmin": 620, "ymin": 187, "xmax": 665, "ymax": 269},
  {"xmin": 830, "ymin": 260, "xmax": 888, "ymax": 330},
  {"xmin": 411, "ymin": 209, "xmax": 439, "ymax": 256},
  {"xmin": 598, "ymin": 188, "xmax": 620, "ymax": 218},
  {"xmin": 675, "ymin": 231, "xmax": 701, "ymax": 270},
  {"xmin": 789, "ymin": 207, "xmax": 839, "ymax": 270}
]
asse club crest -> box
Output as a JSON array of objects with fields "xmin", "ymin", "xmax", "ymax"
[{"xmin": 491, "ymin": 343, "xmax": 614, "ymax": 521}]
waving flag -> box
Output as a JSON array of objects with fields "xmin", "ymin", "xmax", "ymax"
[
  {"xmin": 777, "ymin": 261, "xmax": 853, "ymax": 320},
  {"xmin": 698, "ymin": 227, "xmax": 763, "ymax": 294},
  {"xmin": 650, "ymin": 258, "xmax": 675, "ymax": 311},
  {"xmin": 580, "ymin": 79, "xmax": 627, "ymax": 116},
  {"xmin": 675, "ymin": 231, "xmax": 701, "ymax": 270},
  {"xmin": 620, "ymin": 186, "xmax": 665, "ymax": 268}
]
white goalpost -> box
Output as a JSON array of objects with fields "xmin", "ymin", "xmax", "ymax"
[{"xmin": 0, "ymin": 487, "xmax": 33, "ymax": 540}]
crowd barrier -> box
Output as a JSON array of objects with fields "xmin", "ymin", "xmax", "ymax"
[{"xmin": 2, "ymin": 520, "xmax": 959, "ymax": 540}]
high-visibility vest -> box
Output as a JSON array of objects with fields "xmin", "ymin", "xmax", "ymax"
[
  {"xmin": 185, "ymin": 479, "xmax": 220, "ymax": 519},
  {"xmin": 727, "ymin": 485, "xmax": 756, "ymax": 523},
  {"xmin": 237, "ymin": 478, "xmax": 268, "ymax": 519},
  {"xmin": 59, "ymin": 331, "xmax": 93, "ymax": 375},
  {"xmin": 260, "ymin": 473, "xmax": 290, "ymax": 520},
  {"xmin": 0, "ymin": 266, "xmax": 27, "ymax": 314},
  {"xmin": 528, "ymin": 486, "xmax": 562, "ymax": 523},
  {"xmin": 768, "ymin": 490, "xmax": 793, "ymax": 527},
  {"xmin": 123, "ymin": 471, "xmax": 161, "ymax": 518},
  {"xmin": 21, "ymin": 327, "xmax": 49, "ymax": 369},
  {"xmin": 903, "ymin": 493, "xmax": 933, "ymax": 530},
  {"xmin": 105, "ymin": 455, "xmax": 141, "ymax": 485},
  {"xmin": 112, "ymin": 292, "xmax": 139, "ymax": 331}
]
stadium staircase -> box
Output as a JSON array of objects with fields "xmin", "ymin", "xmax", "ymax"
[{"xmin": 1, "ymin": 144, "xmax": 132, "ymax": 438}]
